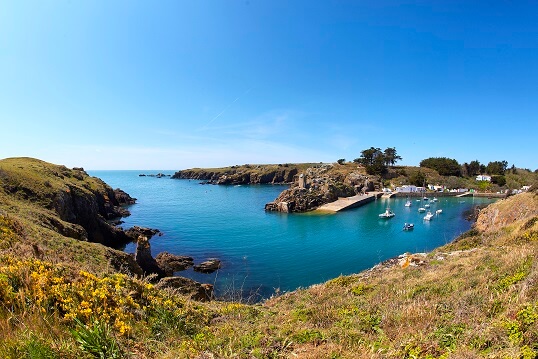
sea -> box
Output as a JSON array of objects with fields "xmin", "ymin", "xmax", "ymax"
[{"xmin": 89, "ymin": 170, "xmax": 496, "ymax": 301}]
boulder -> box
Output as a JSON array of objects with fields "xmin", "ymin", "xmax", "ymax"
[
  {"xmin": 193, "ymin": 259, "xmax": 221, "ymax": 273},
  {"xmin": 155, "ymin": 252, "xmax": 194, "ymax": 276},
  {"xmin": 134, "ymin": 236, "xmax": 165, "ymax": 278},
  {"xmin": 155, "ymin": 276, "xmax": 214, "ymax": 302}
]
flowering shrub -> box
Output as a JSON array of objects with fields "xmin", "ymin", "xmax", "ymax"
[{"xmin": 0, "ymin": 255, "xmax": 212, "ymax": 337}]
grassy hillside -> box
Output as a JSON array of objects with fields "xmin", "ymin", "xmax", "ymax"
[
  {"xmin": 1, "ymin": 158, "xmax": 537, "ymax": 358},
  {"xmin": 0, "ymin": 157, "xmax": 138, "ymax": 275}
]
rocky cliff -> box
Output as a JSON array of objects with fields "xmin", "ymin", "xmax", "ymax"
[
  {"xmin": 171, "ymin": 163, "xmax": 309, "ymax": 185},
  {"xmin": 0, "ymin": 157, "xmax": 136, "ymax": 248}
]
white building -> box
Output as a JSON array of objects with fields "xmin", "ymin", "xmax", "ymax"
[
  {"xmin": 476, "ymin": 175, "xmax": 492, "ymax": 182},
  {"xmin": 395, "ymin": 185, "xmax": 418, "ymax": 193}
]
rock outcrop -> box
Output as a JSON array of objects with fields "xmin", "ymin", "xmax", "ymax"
[
  {"xmin": 113, "ymin": 188, "xmax": 137, "ymax": 206},
  {"xmin": 125, "ymin": 226, "xmax": 161, "ymax": 240},
  {"xmin": 155, "ymin": 276, "xmax": 214, "ymax": 302},
  {"xmin": 265, "ymin": 165, "xmax": 375, "ymax": 213},
  {"xmin": 171, "ymin": 164, "xmax": 300, "ymax": 185},
  {"xmin": 134, "ymin": 236, "xmax": 166, "ymax": 278},
  {"xmin": 193, "ymin": 259, "xmax": 221, "ymax": 273},
  {"xmin": 155, "ymin": 252, "xmax": 194, "ymax": 276}
]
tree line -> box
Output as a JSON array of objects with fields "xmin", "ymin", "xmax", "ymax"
[{"xmin": 339, "ymin": 147, "xmax": 526, "ymax": 182}]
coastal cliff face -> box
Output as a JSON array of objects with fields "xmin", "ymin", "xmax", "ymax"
[
  {"xmin": 265, "ymin": 164, "xmax": 377, "ymax": 212},
  {"xmin": 474, "ymin": 191, "xmax": 538, "ymax": 232},
  {"xmin": 0, "ymin": 157, "xmax": 135, "ymax": 248},
  {"xmin": 171, "ymin": 163, "xmax": 306, "ymax": 184}
]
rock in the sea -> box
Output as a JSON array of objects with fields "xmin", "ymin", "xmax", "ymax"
[
  {"xmin": 155, "ymin": 252, "xmax": 194, "ymax": 276},
  {"xmin": 134, "ymin": 236, "xmax": 165, "ymax": 278},
  {"xmin": 155, "ymin": 276, "xmax": 214, "ymax": 302},
  {"xmin": 126, "ymin": 226, "xmax": 161, "ymax": 240},
  {"xmin": 193, "ymin": 259, "xmax": 221, "ymax": 273}
]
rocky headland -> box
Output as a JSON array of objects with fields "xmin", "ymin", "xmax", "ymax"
[
  {"xmin": 171, "ymin": 163, "xmax": 311, "ymax": 185},
  {"xmin": 0, "ymin": 157, "xmax": 216, "ymax": 300},
  {"xmin": 265, "ymin": 163, "xmax": 378, "ymax": 212}
]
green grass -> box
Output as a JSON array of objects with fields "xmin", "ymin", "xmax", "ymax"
[{"xmin": 1, "ymin": 158, "xmax": 538, "ymax": 358}]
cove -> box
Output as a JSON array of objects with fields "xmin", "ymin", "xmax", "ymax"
[{"xmin": 90, "ymin": 171, "xmax": 496, "ymax": 300}]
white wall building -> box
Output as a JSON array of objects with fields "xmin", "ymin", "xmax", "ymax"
[
  {"xmin": 476, "ymin": 175, "xmax": 492, "ymax": 181},
  {"xmin": 395, "ymin": 185, "xmax": 418, "ymax": 193}
]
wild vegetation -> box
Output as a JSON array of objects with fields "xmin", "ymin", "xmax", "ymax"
[{"xmin": 1, "ymin": 157, "xmax": 538, "ymax": 358}]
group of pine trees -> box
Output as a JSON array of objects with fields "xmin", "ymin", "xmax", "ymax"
[{"xmin": 340, "ymin": 147, "xmax": 526, "ymax": 182}]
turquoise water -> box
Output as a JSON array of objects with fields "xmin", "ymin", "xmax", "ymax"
[{"xmin": 90, "ymin": 171, "xmax": 495, "ymax": 300}]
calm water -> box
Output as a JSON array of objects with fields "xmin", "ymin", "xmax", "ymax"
[{"xmin": 90, "ymin": 170, "xmax": 495, "ymax": 300}]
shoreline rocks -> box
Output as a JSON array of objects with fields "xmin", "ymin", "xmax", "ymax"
[
  {"xmin": 125, "ymin": 226, "xmax": 161, "ymax": 240},
  {"xmin": 172, "ymin": 165, "xmax": 299, "ymax": 185},
  {"xmin": 155, "ymin": 252, "xmax": 194, "ymax": 276},
  {"xmin": 193, "ymin": 259, "xmax": 221, "ymax": 273}
]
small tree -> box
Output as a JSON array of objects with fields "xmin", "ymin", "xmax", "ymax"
[{"xmin": 337, "ymin": 159, "xmax": 346, "ymax": 165}]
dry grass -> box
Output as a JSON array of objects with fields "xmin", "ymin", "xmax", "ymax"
[{"xmin": 1, "ymin": 158, "xmax": 538, "ymax": 358}]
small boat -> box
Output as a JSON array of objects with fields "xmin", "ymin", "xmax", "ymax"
[
  {"xmin": 435, "ymin": 209, "xmax": 443, "ymax": 214},
  {"xmin": 416, "ymin": 199, "xmax": 421, "ymax": 202},
  {"xmin": 423, "ymin": 197, "xmax": 429, "ymax": 201},
  {"xmin": 424, "ymin": 204, "xmax": 430, "ymax": 208},
  {"xmin": 418, "ymin": 207, "xmax": 426, "ymax": 213},
  {"xmin": 432, "ymin": 197, "xmax": 438, "ymax": 202},
  {"xmin": 405, "ymin": 200, "xmax": 412, "ymax": 207},
  {"xmin": 379, "ymin": 208, "xmax": 395, "ymax": 218},
  {"xmin": 403, "ymin": 223, "xmax": 414, "ymax": 231},
  {"xmin": 424, "ymin": 211, "xmax": 434, "ymax": 221}
]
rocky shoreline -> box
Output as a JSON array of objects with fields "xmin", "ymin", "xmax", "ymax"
[{"xmin": 171, "ymin": 164, "xmax": 301, "ymax": 185}]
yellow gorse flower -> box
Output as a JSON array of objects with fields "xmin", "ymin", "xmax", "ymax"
[{"xmin": 0, "ymin": 255, "xmax": 213, "ymax": 337}]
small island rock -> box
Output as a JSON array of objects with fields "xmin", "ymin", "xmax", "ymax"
[{"xmin": 193, "ymin": 259, "xmax": 221, "ymax": 273}]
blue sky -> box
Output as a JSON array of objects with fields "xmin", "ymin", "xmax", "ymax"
[{"xmin": 1, "ymin": 1, "xmax": 537, "ymax": 170}]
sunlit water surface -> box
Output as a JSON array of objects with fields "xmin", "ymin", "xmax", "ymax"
[{"xmin": 90, "ymin": 171, "xmax": 495, "ymax": 300}]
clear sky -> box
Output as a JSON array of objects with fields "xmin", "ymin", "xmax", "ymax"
[{"xmin": 1, "ymin": 1, "xmax": 537, "ymax": 170}]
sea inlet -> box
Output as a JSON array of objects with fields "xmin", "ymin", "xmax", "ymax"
[{"xmin": 90, "ymin": 170, "xmax": 496, "ymax": 301}]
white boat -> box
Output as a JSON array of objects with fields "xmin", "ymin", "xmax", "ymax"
[
  {"xmin": 424, "ymin": 211, "xmax": 434, "ymax": 221},
  {"xmin": 379, "ymin": 208, "xmax": 395, "ymax": 218},
  {"xmin": 432, "ymin": 197, "xmax": 438, "ymax": 202},
  {"xmin": 405, "ymin": 200, "xmax": 412, "ymax": 207},
  {"xmin": 424, "ymin": 204, "xmax": 430, "ymax": 208},
  {"xmin": 403, "ymin": 223, "xmax": 414, "ymax": 231},
  {"xmin": 418, "ymin": 207, "xmax": 426, "ymax": 213},
  {"xmin": 423, "ymin": 197, "xmax": 429, "ymax": 201},
  {"xmin": 435, "ymin": 209, "xmax": 443, "ymax": 214}
]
